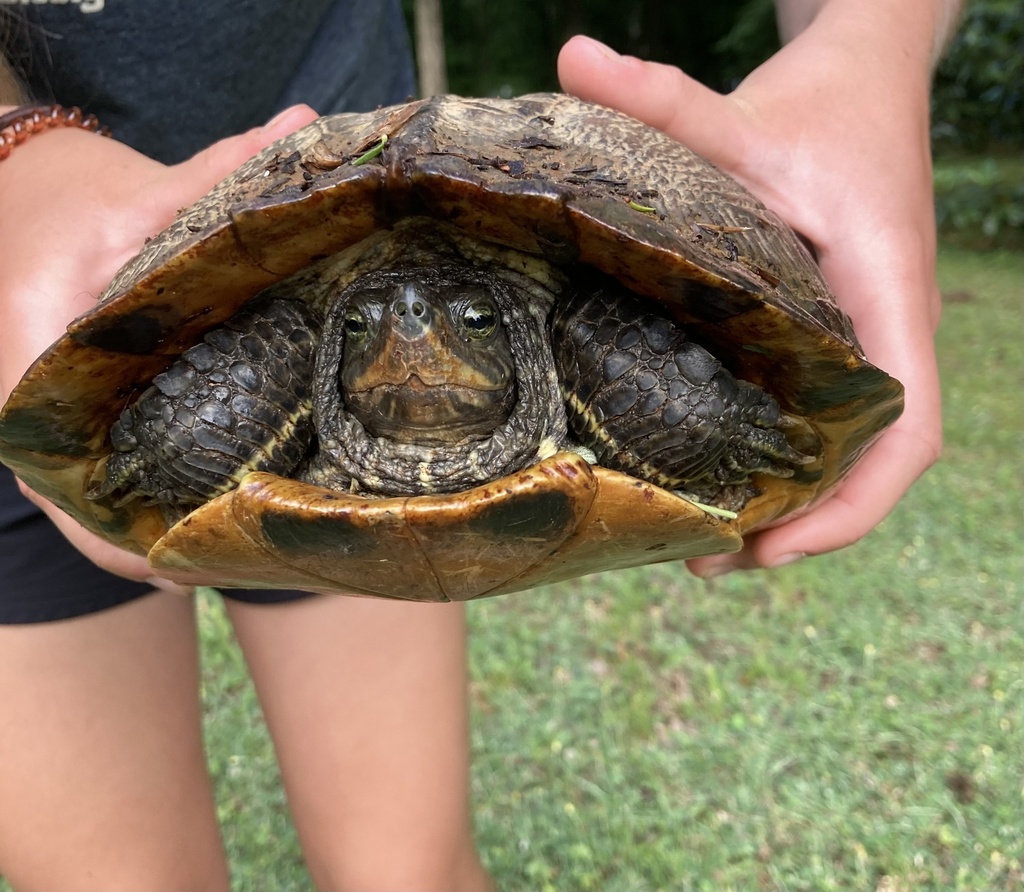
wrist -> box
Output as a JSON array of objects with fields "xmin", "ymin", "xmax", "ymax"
[
  {"xmin": 0, "ymin": 104, "xmax": 110, "ymax": 164},
  {"xmin": 782, "ymin": 0, "xmax": 959, "ymax": 75}
]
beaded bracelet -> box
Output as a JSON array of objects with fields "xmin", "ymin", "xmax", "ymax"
[{"xmin": 0, "ymin": 104, "xmax": 110, "ymax": 161}]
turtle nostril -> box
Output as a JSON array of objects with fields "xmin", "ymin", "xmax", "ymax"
[{"xmin": 392, "ymin": 289, "xmax": 429, "ymax": 324}]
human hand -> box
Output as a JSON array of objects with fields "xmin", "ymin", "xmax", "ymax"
[
  {"xmin": 558, "ymin": 22, "xmax": 943, "ymax": 576},
  {"xmin": 0, "ymin": 105, "xmax": 319, "ymax": 589}
]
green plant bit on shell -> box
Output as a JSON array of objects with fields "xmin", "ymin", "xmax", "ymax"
[
  {"xmin": 628, "ymin": 200, "xmax": 657, "ymax": 213},
  {"xmin": 352, "ymin": 134, "xmax": 388, "ymax": 166},
  {"xmin": 677, "ymin": 494, "xmax": 739, "ymax": 521},
  {"xmin": 697, "ymin": 223, "xmax": 753, "ymax": 234}
]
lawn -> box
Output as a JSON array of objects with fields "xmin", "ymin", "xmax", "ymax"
[{"xmin": 197, "ymin": 243, "xmax": 1022, "ymax": 891}]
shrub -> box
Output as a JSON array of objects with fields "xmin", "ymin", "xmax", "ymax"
[
  {"xmin": 934, "ymin": 158, "xmax": 1024, "ymax": 246},
  {"xmin": 932, "ymin": 0, "xmax": 1024, "ymax": 150}
]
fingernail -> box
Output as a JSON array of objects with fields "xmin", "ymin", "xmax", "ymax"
[
  {"xmin": 696, "ymin": 558, "xmax": 736, "ymax": 579},
  {"xmin": 263, "ymin": 106, "xmax": 298, "ymax": 130},
  {"xmin": 580, "ymin": 36, "xmax": 622, "ymax": 61},
  {"xmin": 770, "ymin": 552, "xmax": 807, "ymax": 569}
]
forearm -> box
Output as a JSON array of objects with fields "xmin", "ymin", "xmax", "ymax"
[{"xmin": 774, "ymin": 0, "xmax": 963, "ymax": 69}]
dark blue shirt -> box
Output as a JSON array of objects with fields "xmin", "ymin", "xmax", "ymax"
[{"xmin": 15, "ymin": 0, "xmax": 415, "ymax": 162}]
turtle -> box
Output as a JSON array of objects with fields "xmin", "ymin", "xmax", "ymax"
[{"xmin": 0, "ymin": 93, "xmax": 904, "ymax": 601}]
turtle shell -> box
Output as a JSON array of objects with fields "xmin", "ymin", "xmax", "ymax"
[{"xmin": 0, "ymin": 93, "xmax": 903, "ymax": 600}]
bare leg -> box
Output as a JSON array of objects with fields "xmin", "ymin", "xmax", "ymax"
[
  {"xmin": 227, "ymin": 595, "xmax": 493, "ymax": 892},
  {"xmin": 0, "ymin": 592, "xmax": 229, "ymax": 891}
]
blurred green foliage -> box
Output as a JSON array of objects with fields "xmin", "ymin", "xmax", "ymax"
[
  {"xmin": 931, "ymin": 0, "xmax": 1024, "ymax": 151},
  {"xmin": 934, "ymin": 156, "xmax": 1024, "ymax": 247},
  {"xmin": 931, "ymin": 1, "xmax": 1023, "ymax": 244},
  {"xmin": 403, "ymin": 0, "xmax": 779, "ymax": 96}
]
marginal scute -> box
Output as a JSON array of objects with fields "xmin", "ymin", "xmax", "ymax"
[
  {"xmin": 75, "ymin": 310, "xmax": 175, "ymax": 355},
  {"xmin": 463, "ymin": 488, "xmax": 576, "ymax": 540},
  {"xmin": 260, "ymin": 507, "xmax": 383, "ymax": 558}
]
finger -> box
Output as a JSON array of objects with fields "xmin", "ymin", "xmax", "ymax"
[
  {"xmin": 690, "ymin": 413, "xmax": 941, "ymax": 579},
  {"xmin": 557, "ymin": 35, "xmax": 751, "ymax": 169},
  {"xmin": 155, "ymin": 103, "xmax": 320, "ymax": 210},
  {"xmin": 688, "ymin": 298, "xmax": 941, "ymax": 578},
  {"xmin": 766, "ymin": 423, "xmax": 939, "ymax": 554},
  {"xmin": 753, "ymin": 245, "xmax": 943, "ymax": 560},
  {"xmin": 104, "ymin": 104, "xmax": 320, "ymax": 271},
  {"xmin": 49, "ymin": 511, "xmax": 193, "ymax": 597},
  {"xmin": 16, "ymin": 481, "xmax": 193, "ymax": 595}
]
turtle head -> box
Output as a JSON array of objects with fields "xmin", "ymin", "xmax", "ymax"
[{"xmin": 336, "ymin": 275, "xmax": 517, "ymax": 445}]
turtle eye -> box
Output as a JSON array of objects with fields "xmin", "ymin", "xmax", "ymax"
[
  {"xmin": 344, "ymin": 309, "xmax": 368, "ymax": 344},
  {"xmin": 461, "ymin": 299, "xmax": 498, "ymax": 340}
]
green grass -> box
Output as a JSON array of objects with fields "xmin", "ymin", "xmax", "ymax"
[{"xmin": 197, "ymin": 243, "xmax": 1023, "ymax": 890}]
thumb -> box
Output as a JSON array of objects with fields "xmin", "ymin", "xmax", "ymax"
[
  {"xmin": 557, "ymin": 35, "xmax": 750, "ymax": 170},
  {"xmin": 155, "ymin": 104, "xmax": 319, "ymax": 209}
]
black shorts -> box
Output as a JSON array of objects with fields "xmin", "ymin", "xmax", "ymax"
[{"xmin": 0, "ymin": 464, "xmax": 313, "ymax": 624}]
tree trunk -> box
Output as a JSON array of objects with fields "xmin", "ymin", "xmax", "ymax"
[{"xmin": 414, "ymin": 0, "xmax": 448, "ymax": 96}]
